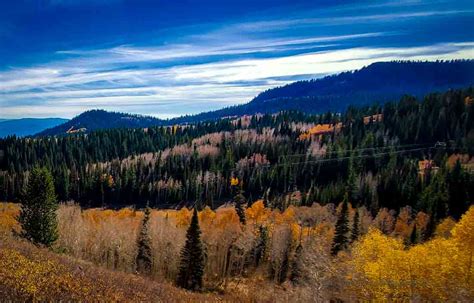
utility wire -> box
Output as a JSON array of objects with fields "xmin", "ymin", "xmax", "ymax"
[
  {"xmin": 260, "ymin": 145, "xmax": 443, "ymax": 169},
  {"xmin": 278, "ymin": 142, "xmax": 431, "ymax": 160}
]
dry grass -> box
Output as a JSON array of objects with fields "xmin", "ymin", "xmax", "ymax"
[{"xmin": 0, "ymin": 234, "xmax": 245, "ymax": 302}]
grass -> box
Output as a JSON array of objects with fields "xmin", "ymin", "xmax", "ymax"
[{"xmin": 0, "ymin": 234, "xmax": 242, "ymax": 302}]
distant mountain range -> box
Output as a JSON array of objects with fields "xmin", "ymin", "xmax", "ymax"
[
  {"xmin": 35, "ymin": 60, "xmax": 474, "ymax": 136},
  {"xmin": 0, "ymin": 118, "xmax": 68, "ymax": 138}
]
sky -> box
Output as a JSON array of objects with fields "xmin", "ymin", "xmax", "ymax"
[{"xmin": 0, "ymin": 0, "xmax": 473, "ymax": 119}]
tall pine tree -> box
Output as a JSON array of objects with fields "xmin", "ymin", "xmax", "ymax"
[
  {"xmin": 234, "ymin": 190, "xmax": 247, "ymax": 225},
  {"xmin": 177, "ymin": 208, "xmax": 205, "ymax": 290},
  {"xmin": 254, "ymin": 225, "xmax": 268, "ymax": 267},
  {"xmin": 290, "ymin": 244, "xmax": 303, "ymax": 284},
  {"xmin": 19, "ymin": 166, "xmax": 58, "ymax": 247},
  {"xmin": 136, "ymin": 206, "xmax": 153, "ymax": 275},
  {"xmin": 331, "ymin": 196, "xmax": 350, "ymax": 256},
  {"xmin": 409, "ymin": 223, "xmax": 418, "ymax": 245},
  {"xmin": 351, "ymin": 209, "xmax": 360, "ymax": 243}
]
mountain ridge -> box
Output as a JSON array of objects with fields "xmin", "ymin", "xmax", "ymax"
[
  {"xmin": 36, "ymin": 110, "xmax": 163, "ymax": 137},
  {"xmin": 35, "ymin": 60, "xmax": 474, "ymax": 136}
]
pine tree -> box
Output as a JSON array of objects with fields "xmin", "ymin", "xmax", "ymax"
[
  {"xmin": 254, "ymin": 225, "xmax": 268, "ymax": 267},
  {"xmin": 331, "ymin": 197, "xmax": 350, "ymax": 256},
  {"xmin": 234, "ymin": 190, "xmax": 247, "ymax": 225},
  {"xmin": 19, "ymin": 166, "xmax": 58, "ymax": 247},
  {"xmin": 447, "ymin": 160, "xmax": 468, "ymax": 220},
  {"xmin": 409, "ymin": 223, "xmax": 418, "ymax": 245},
  {"xmin": 290, "ymin": 244, "xmax": 303, "ymax": 284},
  {"xmin": 177, "ymin": 208, "xmax": 205, "ymax": 291},
  {"xmin": 347, "ymin": 154, "xmax": 359, "ymax": 202},
  {"xmin": 351, "ymin": 209, "xmax": 360, "ymax": 243},
  {"xmin": 136, "ymin": 206, "xmax": 153, "ymax": 275}
]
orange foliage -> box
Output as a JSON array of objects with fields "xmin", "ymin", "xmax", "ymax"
[
  {"xmin": 299, "ymin": 124, "xmax": 336, "ymax": 140},
  {"xmin": 245, "ymin": 200, "xmax": 270, "ymax": 226},
  {"xmin": 0, "ymin": 203, "xmax": 20, "ymax": 235}
]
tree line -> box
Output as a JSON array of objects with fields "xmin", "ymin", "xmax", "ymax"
[{"xmin": 1, "ymin": 88, "xmax": 473, "ymax": 225}]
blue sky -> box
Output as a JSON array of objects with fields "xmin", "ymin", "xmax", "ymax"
[{"xmin": 0, "ymin": 0, "xmax": 473, "ymax": 119}]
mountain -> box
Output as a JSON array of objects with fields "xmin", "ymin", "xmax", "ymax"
[
  {"xmin": 169, "ymin": 60, "xmax": 474, "ymax": 123},
  {"xmin": 37, "ymin": 60, "xmax": 474, "ymax": 136},
  {"xmin": 0, "ymin": 118, "xmax": 69, "ymax": 138},
  {"xmin": 36, "ymin": 110, "xmax": 164, "ymax": 136}
]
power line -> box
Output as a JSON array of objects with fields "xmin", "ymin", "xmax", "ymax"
[
  {"xmin": 260, "ymin": 145, "xmax": 441, "ymax": 169},
  {"xmin": 278, "ymin": 142, "xmax": 430, "ymax": 160}
]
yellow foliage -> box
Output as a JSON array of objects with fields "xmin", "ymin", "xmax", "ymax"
[
  {"xmin": 245, "ymin": 200, "xmax": 270, "ymax": 226},
  {"xmin": 435, "ymin": 217, "xmax": 456, "ymax": 238},
  {"xmin": 230, "ymin": 177, "xmax": 239, "ymax": 186},
  {"xmin": 451, "ymin": 206, "xmax": 474, "ymax": 286},
  {"xmin": 348, "ymin": 209, "xmax": 474, "ymax": 301},
  {"xmin": 277, "ymin": 206, "xmax": 296, "ymax": 224},
  {"xmin": 3, "ymin": 202, "xmax": 473, "ymax": 301},
  {"xmin": 199, "ymin": 206, "xmax": 216, "ymax": 225},
  {"xmin": 214, "ymin": 207, "xmax": 241, "ymax": 229},
  {"xmin": 0, "ymin": 248, "xmax": 114, "ymax": 301},
  {"xmin": 0, "ymin": 203, "xmax": 20, "ymax": 235},
  {"xmin": 175, "ymin": 207, "xmax": 192, "ymax": 227}
]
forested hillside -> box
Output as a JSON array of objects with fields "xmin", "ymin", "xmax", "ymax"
[
  {"xmin": 1, "ymin": 87, "xmax": 473, "ymax": 220},
  {"xmin": 34, "ymin": 60, "xmax": 474, "ymax": 136},
  {"xmin": 36, "ymin": 110, "xmax": 164, "ymax": 136},
  {"xmin": 170, "ymin": 60, "xmax": 474, "ymax": 123}
]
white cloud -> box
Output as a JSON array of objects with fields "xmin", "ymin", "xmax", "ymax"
[
  {"xmin": 1, "ymin": 41, "xmax": 473, "ymax": 119},
  {"xmin": 209, "ymin": 10, "xmax": 473, "ymax": 34}
]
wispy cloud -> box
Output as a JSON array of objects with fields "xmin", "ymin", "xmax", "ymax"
[
  {"xmin": 207, "ymin": 9, "xmax": 473, "ymax": 35},
  {"xmin": 1, "ymin": 41, "xmax": 473, "ymax": 118},
  {"xmin": 1, "ymin": 0, "xmax": 473, "ymax": 118},
  {"xmin": 56, "ymin": 32, "xmax": 389, "ymax": 64}
]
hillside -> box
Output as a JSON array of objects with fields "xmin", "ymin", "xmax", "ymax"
[
  {"xmin": 36, "ymin": 110, "xmax": 164, "ymax": 136},
  {"xmin": 171, "ymin": 60, "xmax": 474, "ymax": 123},
  {"xmin": 3, "ymin": 87, "xmax": 473, "ymax": 211},
  {"xmin": 2, "ymin": 200, "xmax": 474, "ymax": 301},
  {"xmin": 0, "ymin": 118, "xmax": 68, "ymax": 138},
  {"xmin": 36, "ymin": 60, "xmax": 474, "ymax": 136},
  {"xmin": 0, "ymin": 224, "xmax": 235, "ymax": 302}
]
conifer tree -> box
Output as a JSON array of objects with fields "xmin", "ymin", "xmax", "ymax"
[
  {"xmin": 351, "ymin": 209, "xmax": 360, "ymax": 243},
  {"xmin": 347, "ymin": 154, "xmax": 359, "ymax": 203},
  {"xmin": 409, "ymin": 223, "xmax": 418, "ymax": 245},
  {"xmin": 177, "ymin": 208, "xmax": 205, "ymax": 291},
  {"xmin": 447, "ymin": 160, "xmax": 468, "ymax": 220},
  {"xmin": 19, "ymin": 166, "xmax": 58, "ymax": 247},
  {"xmin": 136, "ymin": 206, "xmax": 153, "ymax": 275},
  {"xmin": 234, "ymin": 190, "xmax": 247, "ymax": 225},
  {"xmin": 331, "ymin": 196, "xmax": 350, "ymax": 256},
  {"xmin": 278, "ymin": 244, "xmax": 290, "ymax": 284},
  {"xmin": 254, "ymin": 225, "xmax": 268, "ymax": 267},
  {"xmin": 290, "ymin": 244, "xmax": 303, "ymax": 284}
]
